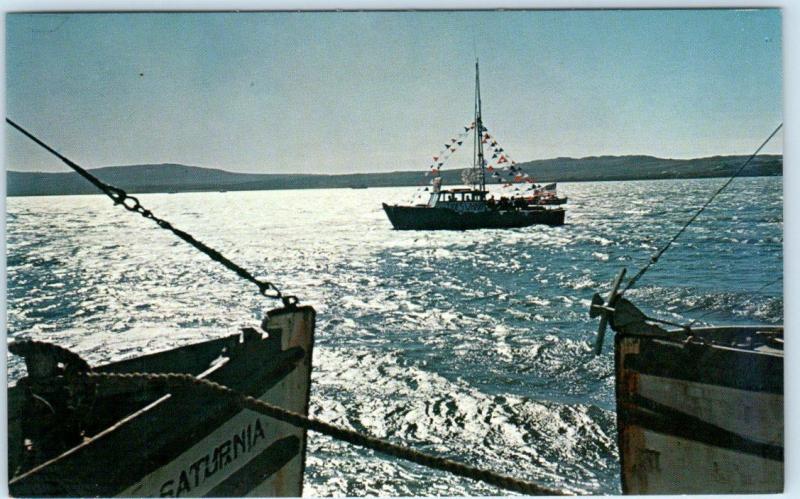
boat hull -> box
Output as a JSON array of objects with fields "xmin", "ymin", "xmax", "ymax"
[
  {"xmin": 534, "ymin": 196, "xmax": 567, "ymax": 206},
  {"xmin": 382, "ymin": 203, "xmax": 565, "ymax": 230},
  {"xmin": 615, "ymin": 326, "xmax": 783, "ymax": 494},
  {"xmin": 9, "ymin": 306, "xmax": 316, "ymax": 497}
]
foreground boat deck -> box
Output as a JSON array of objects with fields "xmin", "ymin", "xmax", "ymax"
[
  {"xmin": 615, "ymin": 325, "xmax": 783, "ymax": 494},
  {"xmin": 8, "ymin": 306, "xmax": 316, "ymax": 497}
]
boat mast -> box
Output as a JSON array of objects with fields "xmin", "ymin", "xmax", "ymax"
[{"xmin": 473, "ymin": 59, "xmax": 486, "ymax": 191}]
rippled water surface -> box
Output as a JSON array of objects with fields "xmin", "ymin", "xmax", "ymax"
[{"xmin": 6, "ymin": 177, "xmax": 783, "ymax": 495}]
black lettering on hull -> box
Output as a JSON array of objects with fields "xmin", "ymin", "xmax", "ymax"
[
  {"xmin": 207, "ymin": 436, "xmax": 301, "ymax": 497},
  {"xmin": 160, "ymin": 416, "xmax": 277, "ymax": 497}
]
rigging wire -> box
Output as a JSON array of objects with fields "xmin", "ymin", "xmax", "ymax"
[
  {"xmin": 622, "ymin": 123, "xmax": 783, "ymax": 294},
  {"xmin": 755, "ymin": 275, "xmax": 784, "ymax": 293},
  {"xmin": 6, "ymin": 118, "xmax": 296, "ymax": 307},
  {"xmin": 683, "ymin": 273, "xmax": 783, "ymax": 322},
  {"xmin": 684, "ymin": 275, "xmax": 785, "ymax": 327}
]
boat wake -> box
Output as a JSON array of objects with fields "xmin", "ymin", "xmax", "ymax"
[{"xmin": 306, "ymin": 347, "xmax": 618, "ymax": 496}]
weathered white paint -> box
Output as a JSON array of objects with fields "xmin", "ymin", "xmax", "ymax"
[
  {"xmin": 119, "ymin": 309, "xmax": 314, "ymax": 497},
  {"xmin": 637, "ymin": 373, "xmax": 783, "ymax": 445},
  {"xmin": 624, "ymin": 428, "xmax": 783, "ymax": 494}
]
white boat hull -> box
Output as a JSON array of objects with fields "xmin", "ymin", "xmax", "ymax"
[{"xmin": 615, "ymin": 329, "xmax": 783, "ymax": 494}]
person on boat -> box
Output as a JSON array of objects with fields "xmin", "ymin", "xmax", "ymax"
[{"xmin": 432, "ymin": 177, "xmax": 442, "ymax": 193}]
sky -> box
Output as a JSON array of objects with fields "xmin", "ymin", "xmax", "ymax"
[{"xmin": 5, "ymin": 9, "xmax": 783, "ymax": 174}]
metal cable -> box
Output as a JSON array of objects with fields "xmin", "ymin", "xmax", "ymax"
[
  {"xmin": 684, "ymin": 276, "xmax": 783, "ymax": 327},
  {"xmin": 6, "ymin": 118, "xmax": 295, "ymax": 307},
  {"xmin": 78, "ymin": 371, "xmax": 571, "ymax": 496},
  {"xmin": 623, "ymin": 123, "xmax": 783, "ymax": 293},
  {"xmin": 755, "ymin": 275, "xmax": 783, "ymax": 293}
]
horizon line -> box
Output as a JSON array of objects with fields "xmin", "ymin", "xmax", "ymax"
[{"xmin": 8, "ymin": 151, "xmax": 784, "ymax": 176}]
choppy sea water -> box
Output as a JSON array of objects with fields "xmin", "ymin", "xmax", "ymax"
[{"xmin": 6, "ymin": 176, "xmax": 783, "ymax": 495}]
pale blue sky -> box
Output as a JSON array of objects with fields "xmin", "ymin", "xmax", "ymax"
[{"xmin": 6, "ymin": 9, "xmax": 783, "ymax": 174}]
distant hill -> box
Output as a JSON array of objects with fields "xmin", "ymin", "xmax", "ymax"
[{"xmin": 6, "ymin": 155, "xmax": 782, "ymax": 197}]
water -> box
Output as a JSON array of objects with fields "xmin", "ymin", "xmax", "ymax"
[{"xmin": 6, "ymin": 177, "xmax": 783, "ymax": 495}]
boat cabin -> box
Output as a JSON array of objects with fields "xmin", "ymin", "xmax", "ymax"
[{"xmin": 427, "ymin": 188, "xmax": 488, "ymax": 208}]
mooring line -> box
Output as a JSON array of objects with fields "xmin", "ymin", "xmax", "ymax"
[
  {"xmin": 72, "ymin": 371, "xmax": 572, "ymax": 496},
  {"xmin": 6, "ymin": 118, "xmax": 295, "ymax": 306},
  {"xmin": 622, "ymin": 123, "xmax": 783, "ymax": 293}
]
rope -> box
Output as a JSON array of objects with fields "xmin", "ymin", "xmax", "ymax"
[
  {"xmin": 622, "ymin": 123, "xmax": 783, "ymax": 293},
  {"xmin": 6, "ymin": 118, "xmax": 295, "ymax": 307},
  {"xmin": 77, "ymin": 371, "xmax": 571, "ymax": 496}
]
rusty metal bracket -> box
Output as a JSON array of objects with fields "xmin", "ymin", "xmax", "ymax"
[{"xmin": 591, "ymin": 267, "xmax": 626, "ymax": 355}]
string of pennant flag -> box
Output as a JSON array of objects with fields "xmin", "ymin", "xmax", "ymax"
[
  {"xmin": 426, "ymin": 120, "xmax": 537, "ymax": 185},
  {"xmin": 427, "ymin": 121, "xmax": 474, "ymax": 175}
]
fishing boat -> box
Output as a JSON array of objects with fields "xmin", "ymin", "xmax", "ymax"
[
  {"xmin": 532, "ymin": 195, "xmax": 567, "ymax": 206},
  {"xmin": 525, "ymin": 190, "xmax": 568, "ymax": 206},
  {"xmin": 382, "ymin": 61, "xmax": 565, "ymax": 230},
  {"xmin": 590, "ymin": 282, "xmax": 783, "ymax": 494},
  {"xmin": 8, "ymin": 306, "xmax": 316, "ymax": 497}
]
